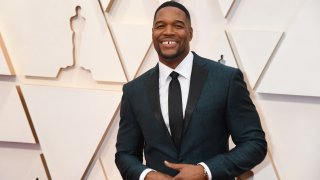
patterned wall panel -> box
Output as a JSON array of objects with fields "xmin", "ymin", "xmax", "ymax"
[
  {"xmin": 257, "ymin": 94, "xmax": 320, "ymax": 180},
  {"xmin": 21, "ymin": 85, "xmax": 121, "ymax": 179},
  {"xmin": 0, "ymin": 0, "xmax": 126, "ymax": 82},
  {"xmin": 0, "ymin": 33, "xmax": 15, "ymax": 75},
  {"xmin": 0, "ymin": 0, "xmax": 74, "ymax": 77},
  {"xmin": 75, "ymin": 1, "xmax": 127, "ymax": 83},
  {"xmin": 136, "ymin": 46, "xmax": 160, "ymax": 77},
  {"xmin": 100, "ymin": 0, "xmax": 114, "ymax": 13},
  {"xmin": 0, "ymin": 83, "xmax": 36, "ymax": 143},
  {"xmin": 0, "ymin": 145, "xmax": 48, "ymax": 179},
  {"xmin": 217, "ymin": 0, "xmax": 235, "ymax": 18},
  {"xmin": 87, "ymin": 158, "xmax": 107, "ymax": 180},
  {"xmin": 229, "ymin": 0, "xmax": 304, "ymax": 29},
  {"xmin": 109, "ymin": 22, "xmax": 152, "ymax": 80},
  {"xmin": 257, "ymin": 0, "xmax": 320, "ymax": 97},
  {"xmin": 99, "ymin": 112, "xmax": 122, "ymax": 180},
  {"xmin": 182, "ymin": 1, "xmax": 230, "ymax": 61},
  {"xmin": 213, "ymin": 32, "xmax": 238, "ymax": 68},
  {"xmin": 229, "ymin": 30, "xmax": 283, "ymax": 88}
]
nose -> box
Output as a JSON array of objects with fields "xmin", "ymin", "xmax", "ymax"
[{"xmin": 163, "ymin": 25, "xmax": 174, "ymax": 35}]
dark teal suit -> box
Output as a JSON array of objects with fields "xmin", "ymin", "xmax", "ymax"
[{"xmin": 115, "ymin": 52, "xmax": 267, "ymax": 180}]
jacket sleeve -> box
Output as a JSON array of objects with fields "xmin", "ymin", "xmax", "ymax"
[
  {"xmin": 115, "ymin": 84, "xmax": 147, "ymax": 180},
  {"xmin": 204, "ymin": 69, "xmax": 267, "ymax": 179}
]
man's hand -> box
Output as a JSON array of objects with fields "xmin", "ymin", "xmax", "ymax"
[
  {"xmin": 145, "ymin": 171, "xmax": 173, "ymax": 180},
  {"xmin": 164, "ymin": 161, "xmax": 207, "ymax": 180}
]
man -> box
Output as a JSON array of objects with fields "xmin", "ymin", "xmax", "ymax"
[{"xmin": 115, "ymin": 2, "xmax": 267, "ymax": 180}]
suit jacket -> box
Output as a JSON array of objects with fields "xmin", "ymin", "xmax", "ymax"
[{"xmin": 115, "ymin": 52, "xmax": 267, "ymax": 180}]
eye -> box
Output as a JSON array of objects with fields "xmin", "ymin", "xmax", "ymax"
[
  {"xmin": 154, "ymin": 24, "xmax": 165, "ymax": 29},
  {"xmin": 174, "ymin": 24, "xmax": 184, "ymax": 29}
]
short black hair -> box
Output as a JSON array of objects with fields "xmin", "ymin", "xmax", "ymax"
[{"xmin": 153, "ymin": 1, "xmax": 191, "ymax": 25}]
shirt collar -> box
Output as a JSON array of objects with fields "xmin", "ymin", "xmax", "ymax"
[{"xmin": 159, "ymin": 52, "xmax": 193, "ymax": 85}]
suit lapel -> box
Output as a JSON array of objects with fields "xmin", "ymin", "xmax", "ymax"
[
  {"xmin": 183, "ymin": 54, "xmax": 208, "ymax": 135},
  {"xmin": 145, "ymin": 54, "xmax": 208, "ymax": 150},
  {"xmin": 146, "ymin": 65, "xmax": 173, "ymax": 140}
]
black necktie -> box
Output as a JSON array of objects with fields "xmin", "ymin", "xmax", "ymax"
[{"xmin": 168, "ymin": 71, "xmax": 184, "ymax": 149}]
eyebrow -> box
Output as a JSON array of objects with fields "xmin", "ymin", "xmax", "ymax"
[{"xmin": 154, "ymin": 20, "xmax": 186, "ymax": 25}]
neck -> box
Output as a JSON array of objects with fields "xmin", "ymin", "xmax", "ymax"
[
  {"xmin": 159, "ymin": 58, "xmax": 183, "ymax": 69},
  {"xmin": 159, "ymin": 51, "xmax": 189, "ymax": 69}
]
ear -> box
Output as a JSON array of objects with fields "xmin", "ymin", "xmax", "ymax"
[{"xmin": 189, "ymin": 26, "xmax": 193, "ymax": 41}]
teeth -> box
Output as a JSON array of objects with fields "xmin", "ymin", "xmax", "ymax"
[{"xmin": 162, "ymin": 41, "xmax": 176, "ymax": 44}]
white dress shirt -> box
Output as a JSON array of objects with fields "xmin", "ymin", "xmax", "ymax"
[
  {"xmin": 158, "ymin": 52, "xmax": 193, "ymax": 132},
  {"xmin": 139, "ymin": 52, "xmax": 212, "ymax": 180}
]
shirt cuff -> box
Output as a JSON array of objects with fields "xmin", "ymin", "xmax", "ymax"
[
  {"xmin": 198, "ymin": 162, "xmax": 212, "ymax": 180},
  {"xmin": 139, "ymin": 168, "xmax": 155, "ymax": 180}
]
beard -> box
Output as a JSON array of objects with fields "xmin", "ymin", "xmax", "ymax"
[
  {"xmin": 159, "ymin": 53, "xmax": 179, "ymax": 61},
  {"xmin": 157, "ymin": 49, "xmax": 180, "ymax": 61}
]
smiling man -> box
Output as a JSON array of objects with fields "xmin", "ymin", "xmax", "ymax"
[
  {"xmin": 115, "ymin": 2, "xmax": 267, "ymax": 180},
  {"xmin": 152, "ymin": 5, "xmax": 192, "ymax": 69}
]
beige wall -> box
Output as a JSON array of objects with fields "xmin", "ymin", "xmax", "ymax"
[{"xmin": 0, "ymin": 0, "xmax": 319, "ymax": 179}]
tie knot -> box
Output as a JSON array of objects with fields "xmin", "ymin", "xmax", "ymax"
[{"xmin": 170, "ymin": 71, "xmax": 179, "ymax": 79}]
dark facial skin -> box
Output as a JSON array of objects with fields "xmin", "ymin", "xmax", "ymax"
[{"xmin": 152, "ymin": 7, "xmax": 193, "ymax": 69}]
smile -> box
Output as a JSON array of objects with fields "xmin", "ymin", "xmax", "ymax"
[{"xmin": 161, "ymin": 41, "xmax": 177, "ymax": 45}]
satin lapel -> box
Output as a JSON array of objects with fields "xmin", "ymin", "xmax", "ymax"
[
  {"xmin": 146, "ymin": 65, "xmax": 172, "ymax": 140},
  {"xmin": 183, "ymin": 57, "xmax": 208, "ymax": 135}
]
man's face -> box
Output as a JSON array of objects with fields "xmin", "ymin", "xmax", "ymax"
[{"xmin": 152, "ymin": 7, "xmax": 193, "ymax": 66}]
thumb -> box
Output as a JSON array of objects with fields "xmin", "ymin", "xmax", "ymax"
[{"xmin": 164, "ymin": 161, "xmax": 183, "ymax": 171}]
